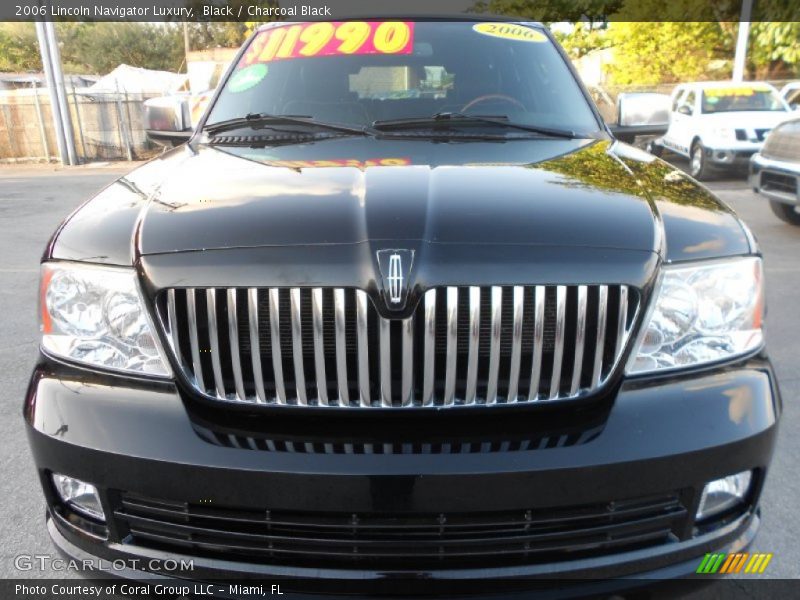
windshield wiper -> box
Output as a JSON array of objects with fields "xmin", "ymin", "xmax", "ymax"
[
  {"xmin": 204, "ymin": 113, "xmax": 372, "ymax": 136},
  {"xmin": 372, "ymin": 112, "xmax": 579, "ymax": 139}
]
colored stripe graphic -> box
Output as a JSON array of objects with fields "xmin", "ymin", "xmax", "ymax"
[
  {"xmin": 697, "ymin": 554, "xmax": 725, "ymax": 574},
  {"xmin": 697, "ymin": 552, "xmax": 773, "ymax": 574},
  {"xmin": 745, "ymin": 553, "xmax": 773, "ymax": 574}
]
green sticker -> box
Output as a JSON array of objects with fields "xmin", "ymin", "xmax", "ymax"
[{"xmin": 228, "ymin": 64, "xmax": 268, "ymax": 93}]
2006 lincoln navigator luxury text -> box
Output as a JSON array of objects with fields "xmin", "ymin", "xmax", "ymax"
[{"xmin": 24, "ymin": 16, "xmax": 779, "ymax": 597}]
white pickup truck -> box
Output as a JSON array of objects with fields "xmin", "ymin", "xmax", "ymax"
[{"xmin": 648, "ymin": 81, "xmax": 792, "ymax": 179}]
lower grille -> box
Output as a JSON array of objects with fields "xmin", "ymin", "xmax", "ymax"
[
  {"xmin": 116, "ymin": 493, "xmax": 685, "ymax": 568},
  {"xmin": 761, "ymin": 171, "xmax": 797, "ymax": 196},
  {"xmin": 159, "ymin": 285, "xmax": 638, "ymax": 408},
  {"xmin": 191, "ymin": 422, "xmax": 605, "ymax": 454}
]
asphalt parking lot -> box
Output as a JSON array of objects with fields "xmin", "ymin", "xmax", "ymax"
[{"xmin": 0, "ymin": 155, "xmax": 798, "ymax": 583}]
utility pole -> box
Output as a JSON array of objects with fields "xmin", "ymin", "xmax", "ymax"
[
  {"xmin": 732, "ymin": 0, "xmax": 753, "ymax": 82},
  {"xmin": 183, "ymin": 22, "xmax": 191, "ymax": 69},
  {"xmin": 35, "ymin": 21, "xmax": 68, "ymax": 165},
  {"xmin": 44, "ymin": 21, "xmax": 78, "ymax": 165}
]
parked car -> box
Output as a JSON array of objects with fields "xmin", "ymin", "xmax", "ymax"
[
  {"xmin": 648, "ymin": 81, "xmax": 792, "ymax": 179},
  {"xmin": 781, "ymin": 82, "xmax": 800, "ymax": 110},
  {"xmin": 751, "ymin": 116, "xmax": 800, "ymax": 224},
  {"xmin": 27, "ymin": 17, "xmax": 777, "ymax": 597}
]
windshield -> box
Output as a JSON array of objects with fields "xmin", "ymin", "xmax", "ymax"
[
  {"xmin": 205, "ymin": 20, "xmax": 601, "ymax": 134},
  {"xmin": 701, "ymin": 86, "xmax": 787, "ymax": 114}
]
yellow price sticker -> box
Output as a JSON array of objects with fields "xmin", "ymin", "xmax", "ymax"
[
  {"xmin": 473, "ymin": 23, "xmax": 547, "ymax": 43},
  {"xmin": 704, "ymin": 86, "xmax": 770, "ymax": 97}
]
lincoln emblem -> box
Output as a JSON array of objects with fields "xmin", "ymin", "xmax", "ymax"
[
  {"xmin": 387, "ymin": 254, "xmax": 403, "ymax": 304},
  {"xmin": 377, "ymin": 249, "xmax": 413, "ymax": 310}
]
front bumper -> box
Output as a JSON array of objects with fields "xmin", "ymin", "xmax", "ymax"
[
  {"xmin": 704, "ymin": 145, "xmax": 760, "ymax": 166},
  {"xmin": 750, "ymin": 153, "xmax": 800, "ymax": 205},
  {"xmin": 25, "ymin": 354, "xmax": 781, "ymax": 596}
]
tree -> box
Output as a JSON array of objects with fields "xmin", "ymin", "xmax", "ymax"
[
  {"xmin": 0, "ymin": 22, "xmax": 41, "ymax": 72},
  {"xmin": 748, "ymin": 22, "xmax": 800, "ymax": 78},
  {"xmin": 604, "ymin": 22, "xmax": 732, "ymax": 85},
  {"xmin": 188, "ymin": 22, "xmax": 251, "ymax": 50},
  {"xmin": 472, "ymin": 0, "xmax": 623, "ymax": 23},
  {"xmin": 60, "ymin": 23, "xmax": 184, "ymax": 74},
  {"xmin": 553, "ymin": 23, "xmax": 610, "ymax": 59}
]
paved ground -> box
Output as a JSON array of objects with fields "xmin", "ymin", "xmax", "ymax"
[{"xmin": 0, "ymin": 157, "xmax": 797, "ymax": 585}]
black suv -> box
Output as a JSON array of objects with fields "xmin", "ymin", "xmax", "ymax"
[{"xmin": 26, "ymin": 17, "xmax": 779, "ymax": 597}]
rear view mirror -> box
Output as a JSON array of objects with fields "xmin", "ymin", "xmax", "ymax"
[
  {"xmin": 608, "ymin": 92, "xmax": 671, "ymax": 143},
  {"xmin": 144, "ymin": 96, "xmax": 193, "ymax": 147}
]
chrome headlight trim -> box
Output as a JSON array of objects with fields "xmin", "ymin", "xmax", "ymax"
[
  {"xmin": 626, "ymin": 256, "xmax": 764, "ymax": 376},
  {"xmin": 40, "ymin": 261, "xmax": 172, "ymax": 378}
]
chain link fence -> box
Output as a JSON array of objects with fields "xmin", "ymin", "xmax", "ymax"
[{"xmin": 0, "ymin": 84, "xmax": 164, "ymax": 163}]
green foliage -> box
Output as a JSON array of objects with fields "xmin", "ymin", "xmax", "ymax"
[
  {"xmin": 472, "ymin": 0, "xmax": 622, "ymax": 23},
  {"xmin": 0, "ymin": 22, "xmax": 41, "ymax": 72},
  {"xmin": 0, "ymin": 22, "xmax": 185, "ymax": 74},
  {"xmin": 748, "ymin": 22, "xmax": 800, "ymax": 77},
  {"xmin": 61, "ymin": 23, "xmax": 185, "ymax": 73},
  {"xmin": 0, "ymin": 16, "xmax": 281, "ymax": 75},
  {"xmin": 604, "ymin": 22, "xmax": 732, "ymax": 85},
  {"xmin": 188, "ymin": 22, "xmax": 251, "ymax": 50},
  {"xmin": 553, "ymin": 23, "xmax": 610, "ymax": 59}
]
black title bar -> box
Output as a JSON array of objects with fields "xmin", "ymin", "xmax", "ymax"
[{"xmin": 4, "ymin": 0, "xmax": 800, "ymax": 23}]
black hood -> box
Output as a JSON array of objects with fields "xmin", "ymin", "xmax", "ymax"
[
  {"xmin": 138, "ymin": 138, "xmax": 658, "ymax": 255},
  {"xmin": 48, "ymin": 137, "xmax": 751, "ymax": 278}
]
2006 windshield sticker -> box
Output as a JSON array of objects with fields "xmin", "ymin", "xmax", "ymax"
[
  {"xmin": 473, "ymin": 23, "xmax": 547, "ymax": 43},
  {"xmin": 240, "ymin": 22, "xmax": 415, "ymax": 67}
]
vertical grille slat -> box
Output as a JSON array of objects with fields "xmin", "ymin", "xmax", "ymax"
[
  {"xmin": 401, "ymin": 316, "xmax": 414, "ymax": 407},
  {"xmin": 290, "ymin": 288, "xmax": 308, "ymax": 406},
  {"xmin": 163, "ymin": 284, "xmax": 639, "ymax": 408},
  {"xmin": 422, "ymin": 289, "xmax": 436, "ymax": 407},
  {"xmin": 615, "ymin": 285, "xmax": 629, "ymax": 361},
  {"xmin": 356, "ymin": 290, "xmax": 371, "ymax": 407},
  {"xmin": 311, "ymin": 288, "xmax": 329, "ymax": 406},
  {"xmin": 186, "ymin": 289, "xmax": 206, "ymax": 393},
  {"xmin": 166, "ymin": 289, "xmax": 182, "ymax": 365},
  {"xmin": 226, "ymin": 289, "xmax": 246, "ymax": 401},
  {"xmin": 333, "ymin": 289, "xmax": 350, "ymax": 407},
  {"xmin": 379, "ymin": 314, "xmax": 392, "ymax": 407},
  {"xmin": 592, "ymin": 286, "xmax": 608, "ymax": 387},
  {"xmin": 507, "ymin": 286, "xmax": 524, "ymax": 403},
  {"xmin": 269, "ymin": 289, "xmax": 287, "ymax": 405},
  {"xmin": 528, "ymin": 285, "xmax": 545, "ymax": 401},
  {"xmin": 485, "ymin": 286, "xmax": 502, "ymax": 405},
  {"xmin": 549, "ymin": 286, "xmax": 567, "ymax": 400},
  {"xmin": 464, "ymin": 286, "xmax": 481, "ymax": 406},
  {"xmin": 569, "ymin": 285, "xmax": 588, "ymax": 397},
  {"xmin": 247, "ymin": 289, "xmax": 267, "ymax": 404},
  {"xmin": 443, "ymin": 287, "xmax": 458, "ymax": 406},
  {"xmin": 206, "ymin": 289, "xmax": 227, "ymax": 399}
]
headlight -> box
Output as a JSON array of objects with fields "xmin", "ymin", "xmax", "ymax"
[
  {"xmin": 40, "ymin": 262, "xmax": 171, "ymax": 376},
  {"xmin": 712, "ymin": 128, "xmax": 736, "ymax": 142},
  {"xmin": 628, "ymin": 257, "xmax": 763, "ymax": 374}
]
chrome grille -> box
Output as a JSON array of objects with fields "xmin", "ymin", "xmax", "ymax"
[{"xmin": 160, "ymin": 285, "xmax": 638, "ymax": 408}]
